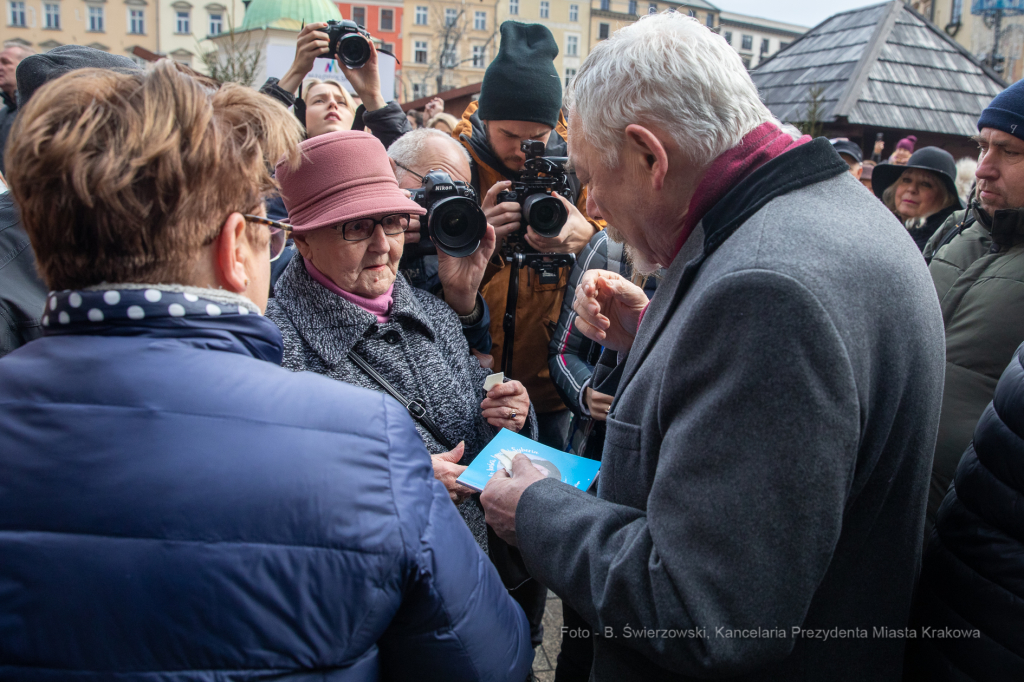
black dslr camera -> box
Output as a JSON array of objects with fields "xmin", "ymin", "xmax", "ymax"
[
  {"xmin": 409, "ymin": 170, "xmax": 488, "ymax": 257},
  {"xmin": 497, "ymin": 140, "xmax": 573, "ymax": 244},
  {"xmin": 326, "ymin": 19, "xmax": 373, "ymax": 68}
]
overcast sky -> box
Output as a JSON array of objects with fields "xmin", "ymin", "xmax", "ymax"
[{"xmin": 714, "ymin": 0, "xmax": 880, "ymax": 29}]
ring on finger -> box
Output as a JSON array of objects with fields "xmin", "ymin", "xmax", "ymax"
[{"xmin": 509, "ymin": 410, "xmax": 517, "ymax": 420}]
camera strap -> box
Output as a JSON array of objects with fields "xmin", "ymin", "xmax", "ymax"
[{"xmin": 347, "ymin": 349, "xmax": 456, "ymax": 451}]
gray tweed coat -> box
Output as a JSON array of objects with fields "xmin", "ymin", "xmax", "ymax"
[{"xmin": 266, "ymin": 255, "xmax": 537, "ymax": 549}]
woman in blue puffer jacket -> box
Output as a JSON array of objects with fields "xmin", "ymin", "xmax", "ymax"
[
  {"xmin": 905, "ymin": 341, "xmax": 1024, "ymax": 681},
  {"xmin": 0, "ymin": 58, "xmax": 530, "ymax": 681}
]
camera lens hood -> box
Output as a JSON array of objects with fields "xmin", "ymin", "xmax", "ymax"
[
  {"xmin": 428, "ymin": 196, "xmax": 487, "ymax": 257},
  {"xmin": 523, "ymin": 193, "xmax": 568, "ymax": 238}
]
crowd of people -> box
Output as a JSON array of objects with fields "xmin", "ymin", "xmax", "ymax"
[{"xmin": 0, "ymin": 9, "xmax": 1021, "ymax": 682}]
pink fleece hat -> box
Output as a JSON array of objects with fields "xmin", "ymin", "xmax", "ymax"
[
  {"xmin": 276, "ymin": 130, "xmax": 425, "ymax": 233},
  {"xmin": 896, "ymin": 135, "xmax": 917, "ymax": 152}
]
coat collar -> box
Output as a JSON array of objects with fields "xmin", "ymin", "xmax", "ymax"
[{"xmin": 272, "ymin": 255, "xmax": 437, "ymax": 365}]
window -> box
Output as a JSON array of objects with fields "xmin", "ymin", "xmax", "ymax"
[
  {"xmin": 445, "ymin": 8, "xmax": 458, "ymax": 26},
  {"xmin": 412, "ymin": 83, "xmax": 424, "ymax": 99},
  {"xmin": 627, "ymin": 0, "xmax": 636, "ymax": 14},
  {"xmin": 9, "ymin": 1, "xmax": 24, "ymax": 27},
  {"xmin": 380, "ymin": 8, "xmax": 393, "ymax": 31},
  {"xmin": 706, "ymin": 13, "xmax": 714, "ymax": 27},
  {"xmin": 648, "ymin": 3, "xmax": 657, "ymax": 14},
  {"xmin": 724, "ymin": 31, "xmax": 732, "ymax": 44},
  {"xmin": 566, "ymin": 35, "xmax": 578, "ymax": 56},
  {"xmin": 89, "ymin": 5, "xmax": 104, "ymax": 31},
  {"xmin": 599, "ymin": 0, "xmax": 608, "ymax": 10},
  {"xmin": 381, "ymin": 41, "xmax": 394, "ymax": 54},
  {"xmin": 44, "ymin": 2, "xmax": 59, "ymax": 28},
  {"xmin": 540, "ymin": 1, "xmax": 549, "ymax": 18},
  {"xmin": 415, "ymin": 5, "xmax": 427, "ymax": 24},
  {"xmin": 687, "ymin": 9, "xmax": 695, "ymax": 16},
  {"xmin": 176, "ymin": 10, "xmax": 189, "ymax": 34},
  {"xmin": 472, "ymin": 45, "xmax": 485, "ymax": 67},
  {"xmin": 352, "ymin": 6, "xmax": 365, "ymax": 27},
  {"xmin": 509, "ymin": 0, "xmax": 518, "ymax": 15},
  {"xmin": 760, "ymin": 38, "xmax": 770, "ymax": 54},
  {"xmin": 598, "ymin": 23, "xmax": 609, "ymax": 39},
  {"xmin": 741, "ymin": 34, "xmax": 752, "ymax": 50},
  {"xmin": 414, "ymin": 40, "xmax": 427, "ymax": 64},
  {"xmin": 952, "ymin": 0, "xmax": 963, "ymax": 23},
  {"xmin": 565, "ymin": 67, "xmax": 576, "ymax": 87},
  {"xmin": 474, "ymin": 11, "xmax": 485, "ymax": 29},
  {"xmin": 209, "ymin": 12, "xmax": 222, "ymax": 35},
  {"xmin": 569, "ymin": 4, "xmax": 578, "ymax": 21},
  {"xmin": 780, "ymin": 41, "xmax": 790, "ymax": 50},
  {"xmin": 741, "ymin": 55, "xmax": 751, "ymax": 69},
  {"xmin": 129, "ymin": 8, "xmax": 144, "ymax": 34},
  {"xmin": 442, "ymin": 45, "xmax": 457, "ymax": 68}
]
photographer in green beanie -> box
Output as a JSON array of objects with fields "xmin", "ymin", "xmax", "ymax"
[{"xmin": 451, "ymin": 19, "xmax": 604, "ymax": 657}]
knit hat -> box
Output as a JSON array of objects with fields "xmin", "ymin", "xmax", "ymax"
[
  {"xmin": 276, "ymin": 130, "xmax": 425, "ymax": 234},
  {"xmin": 477, "ymin": 22, "xmax": 562, "ymax": 128},
  {"xmin": 16, "ymin": 45, "xmax": 140, "ymax": 107},
  {"xmin": 978, "ymin": 79, "xmax": 1024, "ymax": 142},
  {"xmin": 895, "ymin": 135, "xmax": 917, "ymax": 153}
]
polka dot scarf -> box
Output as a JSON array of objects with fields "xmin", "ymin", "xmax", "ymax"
[{"xmin": 42, "ymin": 287, "xmax": 255, "ymax": 330}]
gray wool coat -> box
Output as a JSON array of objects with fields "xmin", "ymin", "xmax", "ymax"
[
  {"xmin": 266, "ymin": 255, "xmax": 536, "ymax": 549},
  {"xmin": 515, "ymin": 140, "xmax": 946, "ymax": 681}
]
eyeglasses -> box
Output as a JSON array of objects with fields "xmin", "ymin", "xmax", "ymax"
[
  {"xmin": 242, "ymin": 214, "xmax": 292, "ymax": 262},
  {"xmin": 334, "ymin": 214, "xmax": 411, "ymax": 242}
]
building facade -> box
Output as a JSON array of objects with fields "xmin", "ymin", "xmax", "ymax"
[
  {"xmin": 1, "ymin": 0, "xmax": 159, "ymax": 60},
  {"xmin": 719, "ymin": 11, "xmax": 806, "ymax": 70},
  {"xmin": 336, "ymin": 0, "xmax": 403, "ymax": 97},
  {"xmin": 589, "ymin": 0, "xmax": 718, "ymax": 52},
  {"xmin": 401, "ymin": 0, "xmax": 589, "ymax": 103},
  {"xmin": 931, "ymin": 0, "xmax": 1024, "ymax": 83},
  {"xmin": 158, "ymin": 0, "xmax": 247, "ymax": 70}
]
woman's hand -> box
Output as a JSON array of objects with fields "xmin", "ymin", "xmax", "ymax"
[
  {"xmin": 584, "ymin": 386, "xmax": 614, "ymax": 421},
  {"xmin": 431, "ymin": 441, "xmax": 475, "ymax": 504},
  {"xmin": 278, "ymin": 22, "xmax": 331, "ymax": 94},
  {"xmin": 481, "ymin": 380, "xmax": 530, "ymax": 432},
  {"xmin": 424, "ymin": 97, "xmax": 444, "ymax": 121},
  {"xmin": 339, "ymin": 39, "xmax": 386, "ymax": 112}
]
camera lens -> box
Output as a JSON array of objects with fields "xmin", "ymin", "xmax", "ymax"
[
  {"xmin": 428, "ymin": 196, "xmax": 486, "ymax": 257},
  {"xmin": 338, "ymin": 34, "xmax": 371, "ymax": 68},
  {"xmin": 523, "ymin": 193, "xmax": 568, "ymax": 238}
]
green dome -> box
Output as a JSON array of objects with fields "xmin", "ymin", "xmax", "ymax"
[{"xmin": 241, "ymin": 0, "xmax": 342, "ymax": 31}]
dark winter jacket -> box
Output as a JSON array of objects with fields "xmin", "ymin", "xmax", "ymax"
[
  {"xmin": 906, "ymin": 341, "xmax": 1024, "ymax": 681},
  {"xmin": 516, "ymin": 139, "xmax": 946, "ymax": 681},
  {"xmin": 0, "ymin": 90, "xmax": 16, "ymax": 175},
  {"xmin": 266, "ymin": 256, "xmax": 537, "ymax": 549},
  {"xmin": 921, "ymin": 204, "xmax": 1024, "ymax": 533},
  {"xmin": 0, "ymin": 284, "xmax": 532, "ymax": 681},
  {"xmin": 907, "ymin": 203, "xmax": 957, "ymax": 252},
  {"xmin": 0, "ymin": 192, "xmax": 45, "ymax": 357}
]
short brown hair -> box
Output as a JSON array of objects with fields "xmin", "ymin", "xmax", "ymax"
[{"xmin": 6, "ymin": 60, "xmax": 303, "ymax": 290}]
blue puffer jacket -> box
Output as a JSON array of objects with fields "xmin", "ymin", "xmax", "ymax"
[
  {"xmin": 0, "ymin": 286, "xmax": 531, "ymax": 681},
  {"xmin": 906, "ymin": 341, "xmax": 1024, "ymax": 681}
]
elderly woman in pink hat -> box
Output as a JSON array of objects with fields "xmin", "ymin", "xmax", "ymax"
[{"xmin": 266, "ymin": 130, "xmax": 535, "ymax": 549}]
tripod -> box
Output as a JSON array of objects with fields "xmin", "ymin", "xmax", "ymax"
[{"xmin": 501, "ymin": 251, "xmax": 576, "ymax": 376}]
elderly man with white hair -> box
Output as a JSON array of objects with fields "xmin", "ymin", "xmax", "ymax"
[{"xmin": 481, "ymin": 12, "xmax": 946, "ymax": 681}]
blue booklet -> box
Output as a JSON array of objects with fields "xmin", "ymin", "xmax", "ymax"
[{"xmin": 457, "ymin": 428, "xmax": 601, "ymax": 493}]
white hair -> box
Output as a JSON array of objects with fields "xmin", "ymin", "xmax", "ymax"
[
  {"xmin": 565, "ymin": 11, "xmax": 773, "ymax": 168},
  {"xmin": 387, "ymin": 128, "xmax": 471, "ymax": 183},
  {"xmin": 955, "ymin": 156, "xmax": 977, "ymax": 205}
]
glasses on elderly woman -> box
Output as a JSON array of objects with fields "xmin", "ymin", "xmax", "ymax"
[
  {"xmin": 242, "ymin": 214, "xmax": 292, "ymax": 262},
  {"xmin": 333, "ymin": 214, "xmax": 411, "ymax": 242}
]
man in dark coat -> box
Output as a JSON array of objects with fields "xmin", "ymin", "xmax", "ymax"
[
  {"xmin": 482, "ymin": 13, "xmax": 946, "ymax": 681},
  {"xmin": 0, "ymin": 46, "xmax": 141, "ymax": 358}
]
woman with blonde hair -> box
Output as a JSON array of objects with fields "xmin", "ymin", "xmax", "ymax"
[
  {"xmin": 873, "ymin": 146, "xmax": 963, "ymax": 251},
  {"xmin": 0, "ymin": 58, "xmax": 531, "ymax": 679}
]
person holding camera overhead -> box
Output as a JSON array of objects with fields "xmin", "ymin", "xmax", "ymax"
[
  {"xmin": 266, "ymin": 130, "xmax": 536, "ymax": 553},
  {"xmin": 453, "ymin": 21, "xmax": 603, "ymax": 454}
]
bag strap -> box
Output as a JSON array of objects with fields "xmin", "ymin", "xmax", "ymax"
[{"xmin": 347, "ymin": 349, "xmax": 457, "ymax": 451}]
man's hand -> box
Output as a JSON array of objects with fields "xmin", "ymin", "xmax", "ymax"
[
  {"xmin": 424, "ymin": 97, "xmax": 444, "ymax": 121},
  {"xmin": 873, "ymin": 139, "xmax": 885, "ymax": 156},
  {"xmin": 437, "ymin": 224, "xmax": 497, "ymax": 315},
  {"xmin": 573, "ymin": 270, "xmax": 649, "ymax": 352},
  {"xmin": 524, "ymin": 194, "xmax": 597, "ymax": 255},
  {"xmin": 431, "ymin": 441, "xmax": 475, "ymax": 505},
  {"xmin": 481, "ymin": 380, "xmax": 530, "ymax": 432},
  {"xmin": 584, "ymin": 387, "xmax": 614, "ymax": 421},
  {"xmin": 483, "ymin": 181, "xmax": 523, "ymax": 242},
  {"xmin": 278, "ymin": 23, "xmax": 330, "ymax": 93},
  {"xmin": 481, "ymin": 454, "xmax": 546, "ymax": 546},
  {"xmin": 339, "ymin": 39, "xmax": 386, "ymax": 111},
  {"xmin": 405, "ymin": 213, "xmax": 422, "ymax": 245},
  {"xmin": 471, "ymin": 349, "xmax": 494, "ymax": 369}
]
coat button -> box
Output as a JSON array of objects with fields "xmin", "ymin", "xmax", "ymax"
[
  {"xmin": 364, "ymin": 324, "xmax": 378, "ymax": 337},
  {"xmin": 383, "ymin": 330, "xmax": 401, "ymax": 344}
]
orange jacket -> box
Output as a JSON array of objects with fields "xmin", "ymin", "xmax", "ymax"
[{"xmin": 453, "ymin": 101, "xmax": 602, "ymax": 414}]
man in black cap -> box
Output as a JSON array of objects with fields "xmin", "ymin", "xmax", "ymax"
[
  {"xmin": 0, "ymin": 46, "xmax": 140, "ymax": 358},
  {"xmin": 830, "ymin": 138, "xmax": 863, "ymax": 180}
]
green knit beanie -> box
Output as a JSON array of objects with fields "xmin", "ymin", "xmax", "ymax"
[{"xmin": 478, "ymin": 22, "xmax": 562, "ymax": 128}]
